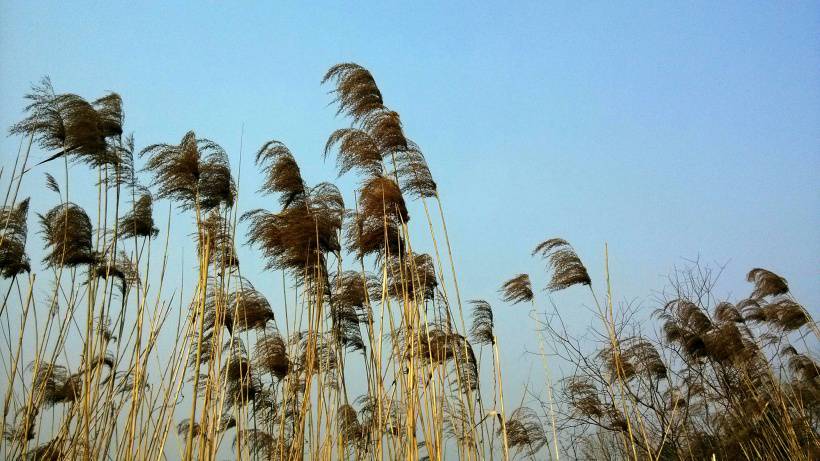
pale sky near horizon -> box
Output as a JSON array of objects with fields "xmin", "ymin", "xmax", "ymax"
[{"xmin": 1, "ymin": 0, "xmax": 818, "ymax": 425}]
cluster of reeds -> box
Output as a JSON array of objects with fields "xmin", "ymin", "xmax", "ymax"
[
  {"xmin": 0, "ymin": 64, "xmax": 529, "ymax": 461},
  {"xmin": 0, "ymin": 66, "xmax": 816, "ymax": 461},
  {"xmin": 527, "ymin": 254, "xmax": 818, "ymax": 460}
]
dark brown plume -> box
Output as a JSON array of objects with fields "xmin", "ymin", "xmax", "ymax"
[
  {"xmin": 741, "ymin": 298, "xmax": 811, "ymax": 332},
  {"xmin": 118, "ymin": 191, "xmax": 159, "ymax": 239},
  {"xmin": 500, "ymin": 273, "xmax": 534, "ymax": 304},
  {"xmin": 331, "ymin": 270, "xmax": 378, "ymax": 312},
  {"xmin": 201, "ymin": 278, "xmax": 273, "ymax": 335},
  {"xmin": 222, "ymin": 341, "xmax": 263, "ymax": 408},
  {"xmin": 325, "ymin": 128, "xmax": 384, "ymax": 177},
  {"xmin": 22, "ymin": 438, "xmax": 68, "ymax": 461},
  {"xmin": 338, "ymin": 404, "xmax": 365, "ymax": 447},
  {"xmin": 199, "ymin": 210, "xmax": 239, "ymax": 269},
  {"xmin": 39, "ymin": 202, "xmax": 97, "ymax": 267},
  {"xmin": 408, "ymin": 326, "xmax": 478, "ymax": 393},
  {"xmin": 234, "ymin": 429, "xmax": 291, "ymax": 460},
  {"xmin": 92, "ymin": 250, "xmax": 139, "ymax": 293},
  {"xmin": 141, "ymin": 131, "xmax": 234, "ymax": 211},
  {"xmin": 361, "ymin": 108, "xmax": 409, "ymax": 154},
  {"xmin": 0, "ymin": 198, "xmax": 31, "ymax": 277},
  {"xmin": 255, "ymin": 330, "xmax": 290, "ymax": 380},
  {"xmin": 345, "ymin": 210, "xmax": 404, "ymax": 261},
  {"xmin": 329, "ymin": 301, "xmax": 365, "ymax": 352},
  {"xmin": 469, "ymin": 299, "xmax": 495, "ymax": 346},
  {"xmin": 256, "ymin": 140, "xmax": 307, "ymax": 208},
  {"xmin": 599, "ymin": 337, "xmax": 667, "ymax": 382},
  {"xmin": 358, "ymin": 175, "xmax": 409, "ymax": 224},
  {"xmin": 198, "ymin": 148, "xmax": 236, "ymax": 209},
  {"xmin": 565, "ymin": 375, "xmax": 605, "ymax": 418},
  {"xmin": 225, "ymin": 280, "xmax": 275, "ymax": 333},
  {"xmin": 502, "ymin": 407, "xmax": 547, "ymax": 457},
  {"xmin": 322, "ymin": 63, "xmax": 384, "ymax": 122},
  {"xmin": 11, "ymin": 79, "xmax": 126, "ymax": 171},
  {"xmin": 30, "ymin": 363, "xmax": 82, "ymax": 407},
  {"xmin": 395, "ymin": 144, "xmax": 437, "ymax": 199},
  {"xmin": 92, "ymin": 93, "xmax": 124, "ymax": 138},
  {"xmin": 386, "ymin": 253, "xmax": 437, "ymax": 301},
  {"xmin": 243, "ymin": 183, "xmax": 343, "ymax": 281},
  {"xmin": 3, "ymin": 404, "xmax": 38, "ymax": 443},
  {"xmin": 532, "ymin": 238, "xmax": 591, "ymax": 291}
]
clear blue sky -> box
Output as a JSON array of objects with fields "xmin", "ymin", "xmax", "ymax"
[{"xmin": 1, "ymin": 2, "xmax": 818, "ymax": 395}]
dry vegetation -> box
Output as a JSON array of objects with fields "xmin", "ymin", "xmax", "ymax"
[{"xmin": 0, "ymin": 64, "xmax": 816, "ymax": 460}]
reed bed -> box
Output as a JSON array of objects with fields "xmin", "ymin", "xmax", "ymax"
[{"xmin": 0, "ymin": 64, "xmax": 816, "ymax": 460}]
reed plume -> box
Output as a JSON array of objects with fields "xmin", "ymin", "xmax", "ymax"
[
  {"xmin": 243, "ymin": 183, "xmax": 343, "ymax": 281},
  {"xmin": 290, "ymin": 331, "xmax": 340, "ymax": 381},
  {"xmin": 331, "ymin": 270, "xmax": 378, "ymax": 312},
  {"xmin": 329, "ymin": 301, "xmax": 365, "ymax": 352},
  {"xmin": 361, "ymin": 108, "xmax": 409, "ymax": 154},
  {"xmin": 565, "ymin": 375, "xmax": 605, "ymax": 418},
  {"xmin": 199, "ymin": 150, "xmax": 236, "ymax": 210},
  {"xmin": 0, "ymin": 198, "xmax": 31, "ymax": 277},
  {"xmin": 502, "ymin": 407, "xmax": 547, "ymax": 457},
  {"xmin": 199, "ymin": 278, "xmax": 274, "ymax": 337},
  {"xmin": 245, "ymin": 142, "xmax": 343, "ymax": 283},
  {"xmin": 322, "ymin": 63, "xmax": 384, "ymax": 122},
  {"xmin": 234, "ymin": 429, "xmax": 293, "ymax": 460},
  {"xmin": 3, "ymin": 404, "xmax": 38, "ymax": 443},
  {"xmin": 9, "ymin": 77, "xmax": 67, "ymax": 152},
  {"xmin": 199, "ymin": 210, "xmax": 239, "ymax": 269},
  {"xmin": 92, "ymin": 93, "xmax": 124, "ymax": 139},
  {"xmin": 741, "ymin": 297, "xmax": 811, "ymax": 332},
  {"xmin": 39, "ymin": 202, "xmax": 97, "ymax": 267},
  {"xmin": 781, "ymin": 346, "xmax": 819, "ymax": 382},
  {"xmin": 409, "ymin": 326, "xmax": 479, "ymax": 393},
  {"xmin": 92, "ymin": 250, "xmax": 139, "ymax": 293},
  {"xmin": 358, "ymin": 175, "xmax": 409, "ymax": 223},
  {"xmin": 338, "ymin": 403, "xmax": 366, "ymax": 451},
  {"xmin": 599, "ymin": 337, "xmax": 667, "ymax": 382},
  {"xmin": 747, "ymin": 267, "xmax": 789, "ymax": 299},
  {"xmin": 256, "ymin": 140, "xmax": 307, "ymax": 208},
  {"xmin": 444, "ymin": 399, "xmax": 475, "ymax": 445},
  {"xmin": 356, "ymin": 394, "xmax": 403, "ymax": 437},
  {"xmin": 141, "ymin": 131, "xmax": 235, "ymax": 210},
  {"xmin": 223, "ymin": 279, "xmax": 275, "ymax": 333},
  {"xmin": 324, "ymin": 128, "xmax": 384, "ymax": 177},
  {"xmin": 344, "ymin": 175, "xmax": 408, "ymax": 261},
  {"xmin": 254, "ymin": 329, "xmax": 290, "ymax": 381},
  {"xmin": 30, "ymin": 364, "xmax": 82, "ymax": 407},
  {"xmin": 468, "ymin": 300, "xmax": 495, "ymax": 346},
  {"xmin": 10, "ymin": 79, "xmax": 123, "ymax": 168},
  {"xmin": 45, "ymin": 173, "xmax": 60, "ymax": 193},
  {"xmin": 395, "ymin": 144, "xmax": 437, "ymax": 199},
  {"xmin": 659, "ymin": 298, "xmax": 761, "ymax": 365},
  {"xmin": 222, "ymin": 341, "xmax": 263, "ymax": 409},
  {"xmin": 386, "ymin": 253, "xmax": 436, "ymax": 301},
  {"xmin": 176, "ymin": 420, "xmax": 202, "ymax": 439},
  {"xmin": 345, "ymin": 210, "xmax": 404, "ymax": 261},
  {"xmin": 500, "ymin": 273, "xmax": 534, "ymax": 304},
  {"xmin": 118, "ymin": 190, "xmax": 159, "ymax": 239},
  {"xmin": 532, "ymin": 238, "xmax": 591, "ymax": 291}
]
